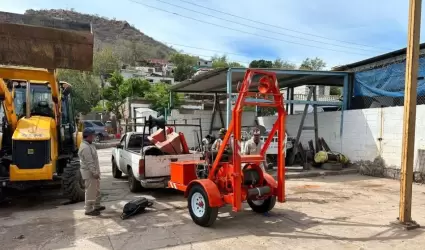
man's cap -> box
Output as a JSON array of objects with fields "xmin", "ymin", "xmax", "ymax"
[
  {"xmin": 83, "ymin": 127, "xmax": 96, "ymax": 137},
  {"xmin": 219, "ymin": 128, "xmax": 227, "ymax": 135}
]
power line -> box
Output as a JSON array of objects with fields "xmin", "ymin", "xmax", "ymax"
[
  {"xmin": 176, "ymin": 0, "xmax": 395, "ymax": 51},
  {"xmin": 128, "ymin": 0, "xmax": 373, "ymax": 56},
  {"xmin": 162, "ymin": 41, "xmax": 302, "ymax": 65},
  {"xmin": 154, "ymin": 0, "xmax": 382, "ymax": 53}
]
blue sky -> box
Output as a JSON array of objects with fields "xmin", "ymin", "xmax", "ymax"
[{"xmin": 1, "ymin": 0, "xmax": 418, "ymax": 68}]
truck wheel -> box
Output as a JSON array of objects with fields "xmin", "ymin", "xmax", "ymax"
[
  {"xmin": 128, "ymin": 167, "xmax": 142, "ymax": 192},
  {"xmin": 112, "ymin": 159, "xmax": 122, "ymax": 178},
  {"xmin": 62, "ymin": 160, "xmax": 85, "ymax": 203},
  {"xmin": 188, "ymin": 184, "xmax": 218, "ymax": 227},
  {"xmin": 247, "ymin": 196, "xmax": 276, "ymax": 213}
]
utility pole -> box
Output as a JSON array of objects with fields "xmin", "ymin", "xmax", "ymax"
[{"xmin": 396, "ymin": 0, "xmax": 422, "ymax": 230}]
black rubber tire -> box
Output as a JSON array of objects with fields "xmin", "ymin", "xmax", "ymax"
[
  {"xmin": 112, "ymin": 159, "xmax": 122, "ymax": 178},
  {"xmin": 247, "ymin": 195, "xmax": 276, "ymax": 213},
  {"xmin": 187, "ymin": 184, "xmax": 218, "ymax": 227},
  {"xmin": 128, "ymin": 167, "xmax": 142, "ymax": 192},
  {"xmin": 62, "ymin": 160, "xmax": 85, "ymax": 203}
]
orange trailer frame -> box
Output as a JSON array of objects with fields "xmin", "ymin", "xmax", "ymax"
[{"xmin": 168, "ymin": 69, "xmax": 286, "ymax": 226}]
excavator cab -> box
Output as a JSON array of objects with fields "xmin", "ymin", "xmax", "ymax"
[
  {"xmin": 12, "ymin": 81, "xmax": 54, "ymax": 118},
  {"xmin": 0, "ymin": 12, "xmax": 93, "ymax": 202}
]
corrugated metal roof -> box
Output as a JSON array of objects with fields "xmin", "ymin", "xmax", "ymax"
[
  {"xmin": 333, "ymin": 43, "xmax": 425, "ymax": 71},
  {"xmin": 170, "ymin": 67, "xmax": 348, "ymax": 93}
]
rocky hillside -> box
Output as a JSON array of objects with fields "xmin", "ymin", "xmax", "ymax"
[{"xmin": 0, "ymin": 9, "xmax": 176, "ymax": 61}]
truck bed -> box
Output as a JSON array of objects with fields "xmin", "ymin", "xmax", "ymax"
[
  {"xmin": 144, "ymin": 154, "xmax": 202, "ymax": 178},
  {"xmin": 113, "ymin": 132, "xmax": 203, "ymax": 189}
]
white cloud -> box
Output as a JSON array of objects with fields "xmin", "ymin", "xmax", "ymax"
[{"xmin": 0, "ymin": 0, "xmax": 419, "ymax": 68}]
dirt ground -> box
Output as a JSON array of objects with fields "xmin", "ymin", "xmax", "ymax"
[{"xmin": 1, "ymin": 149, "xmax": 425, "ymax": 250}]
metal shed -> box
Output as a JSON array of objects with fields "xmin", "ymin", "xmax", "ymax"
[{"xmin": 170, "ymin": 67, "xmax": 350, "ymax": 131}]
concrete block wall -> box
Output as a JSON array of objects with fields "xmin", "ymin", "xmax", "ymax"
[
  {"xmin": 259, "ymin": 105, "xmax": 425, "ymax": 172},
  {"xmin": 167, "ymin": 109, "xmax": 256, "ymax": 148}
]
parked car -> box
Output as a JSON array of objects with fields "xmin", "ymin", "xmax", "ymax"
[{"xmin": 82, "ymin": 120, "xmax": 109, "ymax": 142}]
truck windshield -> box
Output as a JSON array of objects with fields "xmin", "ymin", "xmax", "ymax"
[{"xmin": 14, "ymin": 84, "xmax": 53, "ymax": 118}]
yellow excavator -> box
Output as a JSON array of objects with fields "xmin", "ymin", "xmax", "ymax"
[{"xmin": 0, "ymin": 12, "xmax": 94, "ymax": 202}]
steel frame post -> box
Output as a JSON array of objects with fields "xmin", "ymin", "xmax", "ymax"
[
  {"xmin": 226, "ymin": 68, "xmax": 233, "ymax": 128},
  {"xmin": 340, "ymin": 75, "xmax": 349, "ymax": 137}
]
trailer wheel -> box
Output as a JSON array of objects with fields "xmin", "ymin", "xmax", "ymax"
[
  {"xmin": 128, "ymin": 167, "xmax": 142, "ymax": 192},
  {"xmin": 62, "ymin": 160, "xmax": 85, "ymax": 202},
  {"xmin": 112, "ymin": 159, "xmax": 122, "ymax": 178},
  {"xmin": 188, "ymin": 184, "xmax": 218, "ymax": 227},
  {"xmin": 247, "ymin": 195, "xmax": 276, "ymax": 213}
]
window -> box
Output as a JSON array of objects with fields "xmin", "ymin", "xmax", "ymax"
[
  {"xmin": 148, "ymin": 68, "xmax": 153, "ymax": 73},
  {"xmin": 84, "ymin": 122, "xmax": 93, "ymax": 127},
  {"xmin": 13, "ymin": 84, "xmax": 53, "ymax": 118},
  {"xmin": 162, "ymin": 80, "xmax": 172, "ymax": 84},
  {"xmin": 204, "ymin": 62, "xmax": 208, "ymax": 65},
  {"xmin": 92, "ymin": 121, "xmax": 105, "ymax": 127},
  {"xmin": 128, "ymin": 134, "xmax": 149, "ymax": 148},
  {"xmin": 318, "ymin": 86, "xmax": 325, "ymax": 95},
  {"xmin": 119, "ymin": 135, "xmax": 127, "ymax": 148},
  {"xmin": 61, "ymin": 99, "xmax": 69, "ymax": 124},
  {"xmin": 148, "ymin": 79, "xmax": 154, "ymax": 83}
]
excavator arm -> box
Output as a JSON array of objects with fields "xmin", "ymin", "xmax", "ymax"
[{"xmin": 0, "ymin": 78, "xmax": 17, "ymax": 132}]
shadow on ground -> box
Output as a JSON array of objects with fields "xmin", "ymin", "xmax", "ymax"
[{"xmin": 1, "ymin": 170, "xmax": 424, "ymax": 249}]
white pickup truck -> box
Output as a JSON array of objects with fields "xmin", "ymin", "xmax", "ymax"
[{"xmin": 111, "ymin": 132, "xmax": 203, "ymax": 192}]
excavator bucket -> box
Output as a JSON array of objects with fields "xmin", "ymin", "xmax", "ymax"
[{"xmin": 0, "ymin": 11, "xmax": 94, "ymax": 71}]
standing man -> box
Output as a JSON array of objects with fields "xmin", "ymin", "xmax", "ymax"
[
  {"xmin": 211, "ymin": 128, "xmax": 228, "ymax": 151},
  {"xmin": 243, "ymin": 128, "xmax": 268, "ymax": 171},
  {"xmin": 79, "ymin": 128, "xmax": 105, "ymax": 216}
]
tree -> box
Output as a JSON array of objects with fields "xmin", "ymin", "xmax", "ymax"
[
  {"xmin": 144, "ymin": 83, "xmax": 182, "ymax": 115},
  {"xmin": 93, "ymin": 46, "xmax": 121, "ymax": 76},
  {"xmin": 299, "ymin": 57, "xmax": 326, "ymax": 70},
  {"xmin": 298, "ymin": 57, "xmax": 340, "ymax": 95},
  {"xmin": 211, "ymin": 55, "xmax": 244, "ymax": 68},
  {"xmin": 170, "ymin": 53, "xmax": 198, "ymax": 82},
  {"xmin": 57, "ymin": 69, "xmax": 101, "ymax": 114},
  {"xmin": 330, "ymin": 86, "xmax": 342, "ymax": 95},
  {"xmin": 102, "ymin": 72, "xmax": 126, "ymax": 124},
  {"xmin": 249, "ymin": 59, "xmax": 273, "ymax": 68},
  {"xmin": 102, "ymin": 72, "xmax": 147, "ymax": 126},
  {"xmin": 273, "ymin": 58, "xmax": 297, "ymax": 69},
  {"xmin": 114, "ymin": 39, "xmax": 147, "ymax": 66},
  {"xmin": 119, "ymin": 78, "xmax": 151, "ymax": 98},
  {"xmin": 228, "ymin": 61, "xmax": 245, "ymax": 67},
  {"xmin": 248, "ymin": 59, "xmax": 277, "ymax": 116}
]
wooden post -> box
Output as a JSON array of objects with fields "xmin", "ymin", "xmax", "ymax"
[{"xmin": 398, "ymin": 0, "xmax": 422, "ymax": 228}]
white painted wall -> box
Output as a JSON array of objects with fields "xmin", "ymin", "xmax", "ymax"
[
  {"xmin": 167, "ymin": 109, "xmax": 256, "ymax": 148},
  {"xmin": 259, "ymin": 105, "xmax": 425, "ymax": 171}
]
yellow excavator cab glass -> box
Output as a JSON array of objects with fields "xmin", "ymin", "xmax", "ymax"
[{"xmin": 13, "ymin": 84, "xmax": 53, "ymax": 118}]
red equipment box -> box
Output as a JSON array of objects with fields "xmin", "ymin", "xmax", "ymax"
[{"xmin": 170, "ymin": 161, "xmax": 199, "ymax": 186}]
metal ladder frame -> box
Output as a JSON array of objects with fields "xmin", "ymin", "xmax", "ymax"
[{"xmin": 287, "ymin": 86, "xmax": 319, "ymax": 167}]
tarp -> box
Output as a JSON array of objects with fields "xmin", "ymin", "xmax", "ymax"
[{"xmin": 354, "ymin": 57, "xmax": 425, "ymax": 97}]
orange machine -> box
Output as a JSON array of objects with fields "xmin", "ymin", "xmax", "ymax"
[{"xmin": 168, "ymin": 69, "xmax": 286, "ymax": 227}]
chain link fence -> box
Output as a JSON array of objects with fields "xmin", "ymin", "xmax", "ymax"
[{"xmin": 350, "ymin": 56, "xmax": 425, "ymax": 109}]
